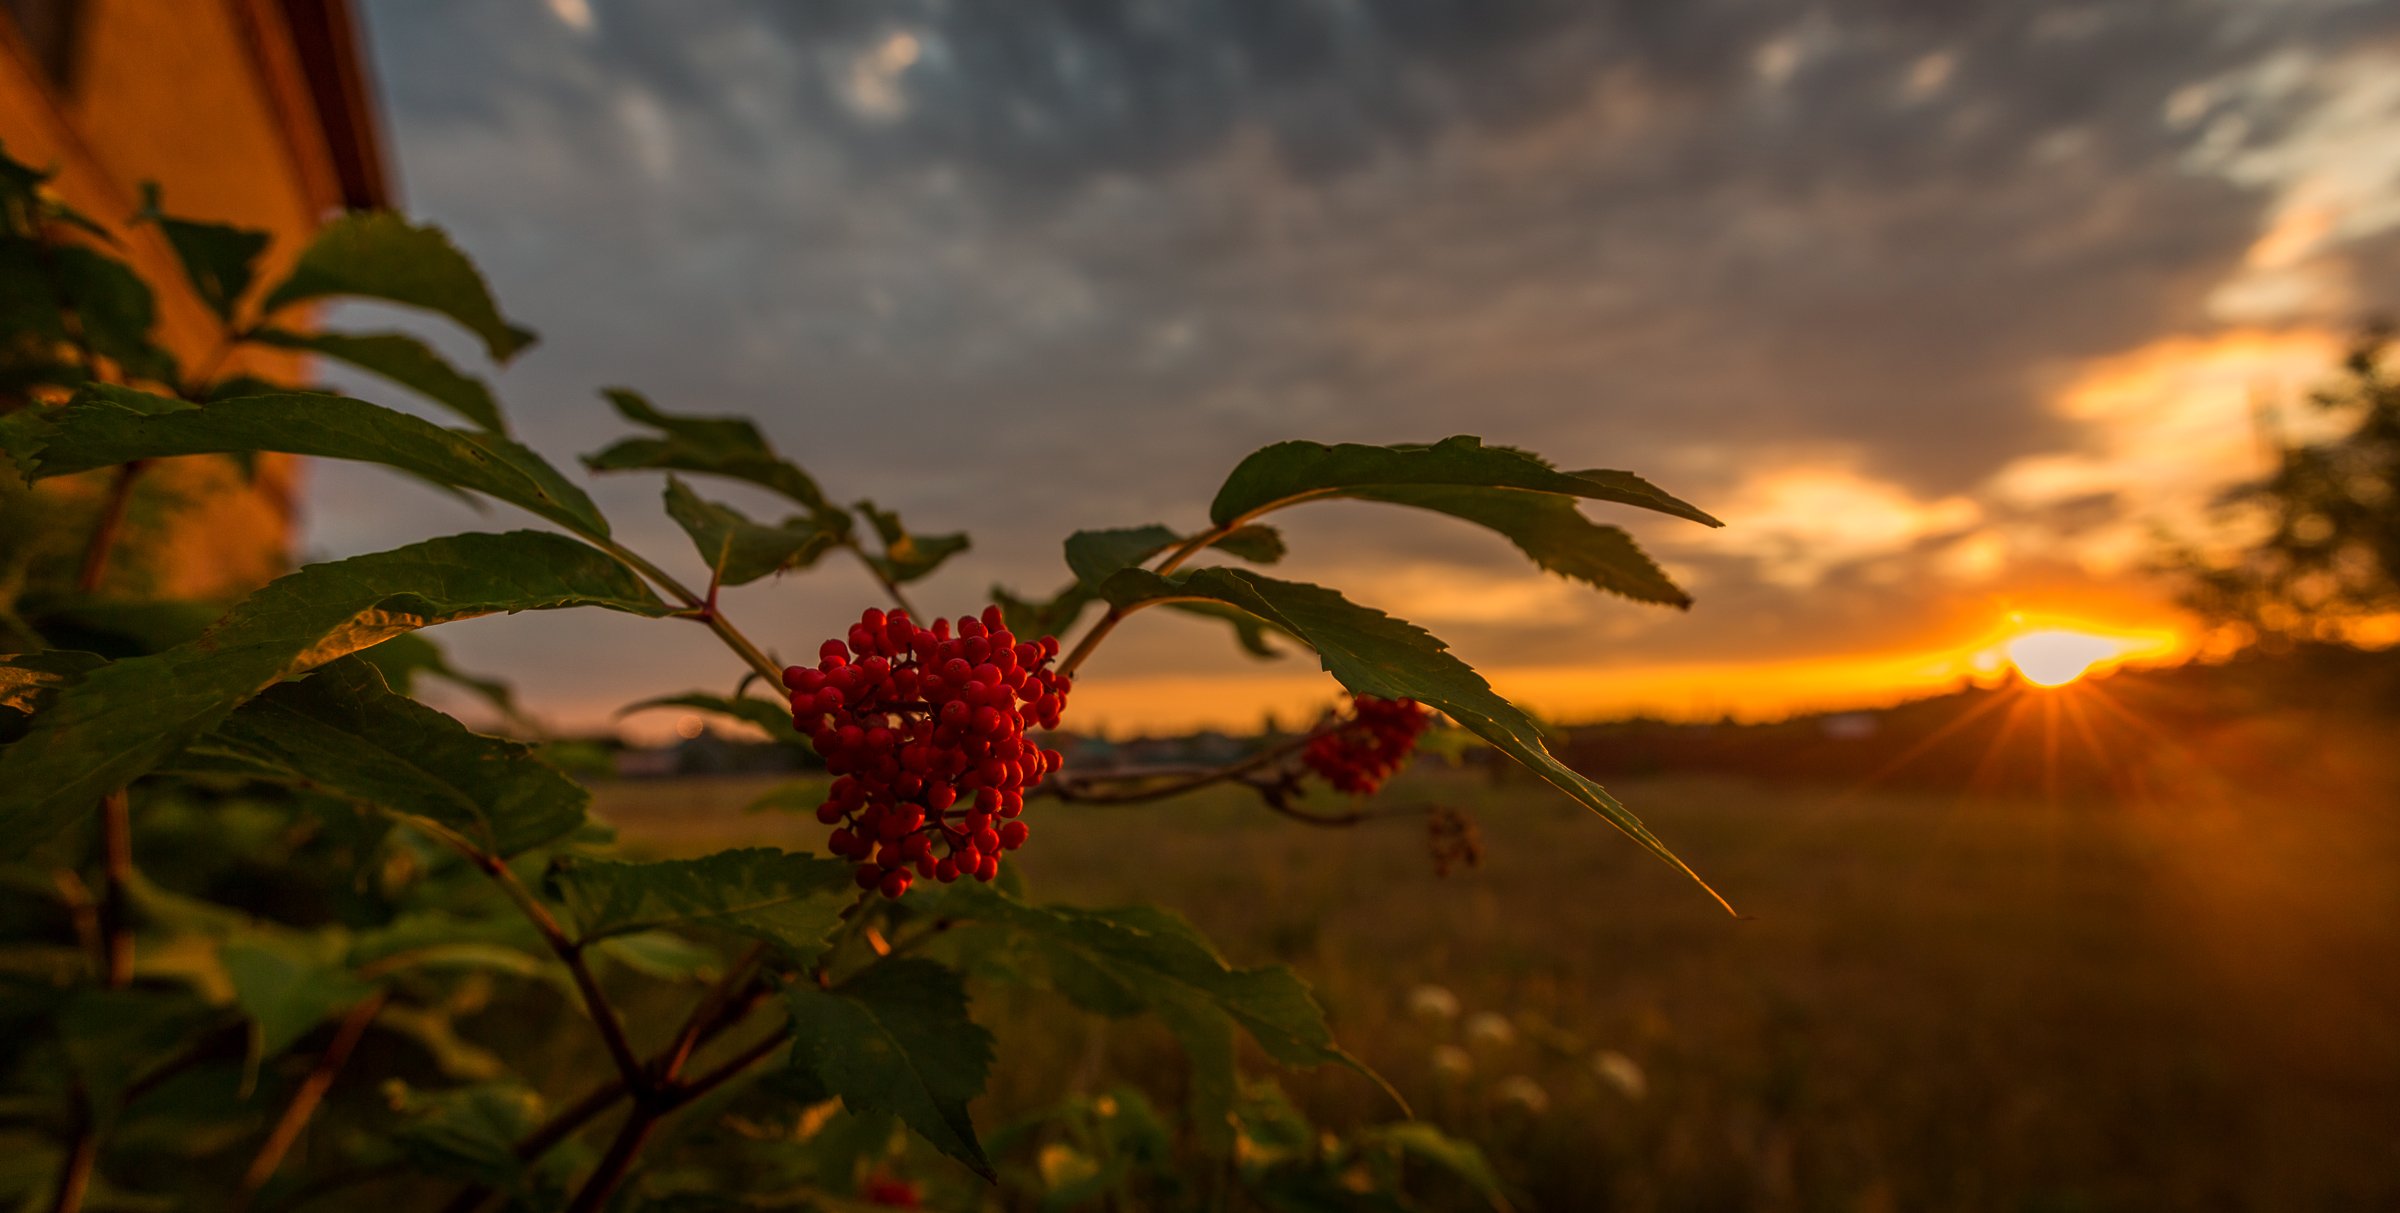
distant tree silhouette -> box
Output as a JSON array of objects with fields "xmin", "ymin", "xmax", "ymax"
[{"xmin": 2183, "ymin": 325, "xmax": 2400, "ymax": 647}]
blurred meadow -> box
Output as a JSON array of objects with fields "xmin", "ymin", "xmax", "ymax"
[{"xmin": 589, "ymin": 664, "xmax": 2400, "ymax": 1212}]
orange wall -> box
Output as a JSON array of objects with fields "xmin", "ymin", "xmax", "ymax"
[{"xmin": 0, "ymin": 2, "xmax": 362, "ymax": 599}]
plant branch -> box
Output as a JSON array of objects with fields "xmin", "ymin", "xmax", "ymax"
[
  {"xmin": 75, "ymin": 461, "xmax": 145, "ymax": 594},
  {"xmin": 474, "ymin": 856, "xmax": 648, "ymax": 1095},
  {"xmin": 654, "ymin": 943, "xmax": 767, "ymax": 1084},
  {"xmin": 597, "ymin": 539, "xmax": 785, "ymax": 686},
  {"xmin": 559, "ymin": 1019, "xmax": 795, "ymax": 1213},
  {"xmin": 233, "ymin": 990, "xmax": 390, "ymax": 1207},
  {"xmin": 94, "ymin": 790, "xmax": 132, "ymax": 988},
  {"xmin": 844, "ymin": 541, "xmax": 918, "ymax": 617},
  {"xmin": 562, "ymin": 1105, "xmax": 662, "ymax": 1213},
  {"xmin": 439, "ymin": 973, "xmax": 779, "ymax": 1213},
  {"xmin": 44, "ymin": 1089, "xmax": 95, "ymax": 1213}
]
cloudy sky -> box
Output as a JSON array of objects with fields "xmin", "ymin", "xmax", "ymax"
[{"xmin": 321, "ymin": 0, "xmax": 2400, "ymax": 737}]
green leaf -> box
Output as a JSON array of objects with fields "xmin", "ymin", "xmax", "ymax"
[
  {"xmin": 220, "ymin": 934, "xmax": 376, "ymax": 1058},
  {"xmin": 1210, "ymin": 524, "xmax": 1287, "ymax": 564},
  {"xmin": 260, "ymin": 212, "xmax": 536, "ymax": 361},
  {"xmin": 0, "ymin": 531, "xmax": 670, "ymax": 846},
  {"xmin": 358, "ymin": 632, "xmax": 525, "ymax": 723},
  {"xmin": 6, "ymin": 385, "xmax": 612, "ymax": 538},
  {"xmin": 206, "ymin": 658, "xmax": 590, "ymax": 858},
  {"xmin": 52, "ymin": 244, "xmax": 178, "ymax": 384},
  {"xmin": 388, "ymin": 1080, "xmax": 553, "ymax": 1187},
  {"xmin": 782, "ymin": 957, "xmax": 996, "ymax": 1178},
  {"xmin": 662, "ymin": 476, "xmax": 840, "ymax": 586},
  {"xmin": 1361, "ymin": 1122, "xmax": 1510, "ymax": 1207},
  {"xmin": 1062, "ymin": 523, "xmax": 1284, "ymax": 587},
  {"xmin": 990, "ymin": 582, "xmax": 1097, "ymax": 642},
  {"xmin": 855, "ymin": 500, "xmax": 967, "ymax": 585},
  {"xmin": 1097, "ymin": 567, "xmax": 1731, "ymax": 912},
  {"xmin": 941, "ymin": 884, "xmax": 1369, "ymax": 1079},
  {"xmin": 1059, "ymin": 527, "xmax": 1292, "ymax": 658},
  {"xmin": 1348, "ymin": 484, "xmax": 1690, "ymax": 607},
  {"xmin": 547, "ymin": 848, "xmax": 854, "ymax": 947},
  {"xmin": 1064, "ymin": 525, "xmax": 1180, "ymax": 587},
  {"xmin": 1168, "ymin": 600, "xmax": 1287, "ymax": 659},
  {"xmin": 136, "ymin": 182, "xmax": 270, "ymax": 324},
  {"xmin": 1210, "ymin": 436, "xmax": 1721, "ymax": 528},
  {"xmin": 619, "ymin": 691, "xmax": 800, "ymax": 744},
  {"xmin": 58, "ymin": 988, "xmax": 226, "ymax": 1125},
  {"xmin": 583, "ymin": 388, "xmax": 837, "ymax": 517},
  {"xmin": 248, "ymin": 327, "xmax": 506, "ymax": 433}
]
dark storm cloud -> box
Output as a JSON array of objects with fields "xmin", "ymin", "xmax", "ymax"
[{"xmin": 337, "ymin": 0, "xmax": 2400, "ymax": 725}]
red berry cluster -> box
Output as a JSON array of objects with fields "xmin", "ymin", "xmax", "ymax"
[
  {"xmin": 783, "ymin": 605, "xmax": 1069, "ymax": 899},
  {"xmin": 1302, "ymin": 695, "xmax": 1433, "ymax": 795}
]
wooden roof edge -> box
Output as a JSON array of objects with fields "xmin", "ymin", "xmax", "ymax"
[{"xmin": 274, "ymin": 0, "xmax": 392, "ymax": 211}]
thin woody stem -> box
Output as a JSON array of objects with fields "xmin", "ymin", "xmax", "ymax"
[
  {"xmin": 233, "ymin": 990, "xmax": 390, "ymax": 1207},
  {"xmin": 845, "ymin": 541, "xmax": 919, "ymax": 617},
  {"xmin": 596, "ymin": 539, "xmax": 786, "ymax": 687},
  {"xmin": 75, "ymin": 461, "xmax": 144, "ymax": 594},
  {"xmin": 472, "ymin": 853, "xmax": 647, "ymax": 1095}
]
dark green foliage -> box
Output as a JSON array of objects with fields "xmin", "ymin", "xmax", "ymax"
[
  {"xmin": 0, "ymin": 146, "xmax": 1718, "ymax": 1209},
  {"xmin": 2183, "ymin": 331, "xmax": 2400, "ymax": 644},
  {"xmin": 1211, "ymin": 435, "xmax": 1720, "ymax": 528},
  {"xmin": 1099, "ymin": 566, "xmax": 1728, "ymax": 908},
  {"xmin": 620, "ymin": 690, "xmax": 806, "ymax": 745},
  {"xmin": 136, "ymin": 183, "xmax": 269, "ymax": 326},
  {"xmin": 783, "ymin": 957, "xmax": 998, "ymax": 1177},
  {"xmin": 6, "ymin": 385, "xmax": 612, "ymax": 538},
  {"xmin": 663, "ymin": 476, "xmax": 840, "ymax": 586},
  {"xmin": 259, "ymin": 212, "xmax": 536, "ymax": 361},
  {"xmin": 0, "ymin": 531, "xmax": 667, "ymax": 844},
  {"xmin": 856, "ymin": 499, "xmax": 969, "ymax": 585},
  {"xmin": 247, "ymin": 327, "xmax": 507, "ymax": 432},
  {"xmin": 205, "ymin": 658, "xmax": 590, "ymax": 858},
  {"xmin": 547, "ymin": 848, "xmax": 853, "ymax": 947},
  {"xmin": 584, "ymin": 388, "xmax": 838, "ymax": 519}
]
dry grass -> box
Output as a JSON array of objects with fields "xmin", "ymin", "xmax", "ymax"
[{"xmin": 593, "ymin": 717, "xmax": 2400, "ymax": 1212}]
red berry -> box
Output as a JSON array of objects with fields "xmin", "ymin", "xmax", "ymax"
[
  {"xmin": 1301, "ymin": 696, "xmax": 1433, "ymax": 797},
  {"xmin": 788, "ymin": 605, "xmax": 1070, "ymax": 897}
]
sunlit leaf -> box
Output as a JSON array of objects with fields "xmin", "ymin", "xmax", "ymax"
[
  {"xmin": 206, "ymin": 658, "xmax": 589, "ymax": 859},
  {"xmin": 782, "ymin": 957, "xmax": 995, "ymax": 1178},
  {"xmin": 584, "ymin": 388, "xmax": 838, "ymax": 518},
  {"xmin": 6, "ymin": 385, "xmax": 612, "ymax": 538},
  {"xmin": 0, "ymin": 531, "xmax": 669, "ymax": 846},
  {"xmin": 248, "ymin": 327, "xmax": 506, "ymax": 433},
  {"xmin": 1098, "ymin": 566, "xmax": 1730, "ymax": 912},
  {"xmin": 260, "ymin": 212, "xmax": 536, "ymax": 361},
  {"xmin": 663, "ymin": 476, "xmax": 841, "ymax": 586},
  {"xmin": 547, "ymin": 847, "xmax": 853, "ymax": 947},
  {"xmin": 1210, "ymin": 436, "xmax": 1721, "ymax": 528}
]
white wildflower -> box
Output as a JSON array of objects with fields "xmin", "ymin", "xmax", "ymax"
[{"xmin": 1593, "ymin": 1049, "xmax": 1647, "ymax": 1099}]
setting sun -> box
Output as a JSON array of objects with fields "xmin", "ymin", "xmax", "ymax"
[{"xmin": 2004, "ymin": 629, "xmax": 2126, "ymax": 687}]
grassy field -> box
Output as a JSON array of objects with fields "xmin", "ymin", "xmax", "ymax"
[{"xmin": 591, "ymin": 708, "xmax": 2400, "ymax": 1212}]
